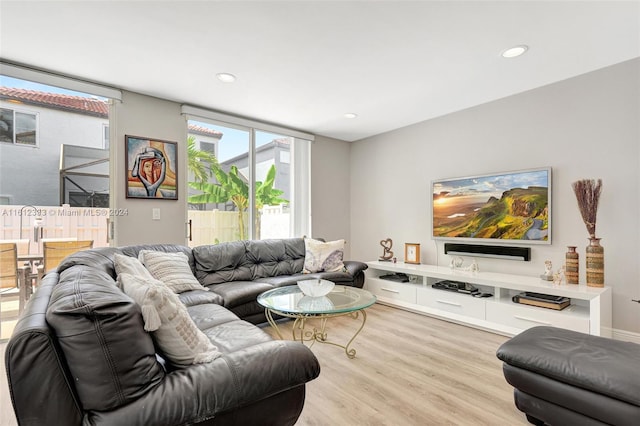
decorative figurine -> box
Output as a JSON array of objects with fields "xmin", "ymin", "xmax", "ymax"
[
  {"xmin": 469, "ymin": 259, "xmax": 479, "ymax": 274},
  {"xmin": 553, "ymin": 265, "xmax": 566, "ymax": 285},
  {"xmin": 540, "ymin": 260, "xmax": 554, "ymax": 281},
  {"xmin": 379, "ymin": 238, "xmax": 394, "ymax": 261},
  {"xmin": 450, "ymin": 256, "xmax": 464, "ymax": 270}
]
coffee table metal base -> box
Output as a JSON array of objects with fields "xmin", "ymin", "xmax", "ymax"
[{"xmin": 265, "ymin": 308, "xmax": 367, "ymax": 359}]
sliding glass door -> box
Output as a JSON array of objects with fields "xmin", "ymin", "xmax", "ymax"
[{"xmin": 186, "ymin": 118, "xmax": 310, "ymax": 245}]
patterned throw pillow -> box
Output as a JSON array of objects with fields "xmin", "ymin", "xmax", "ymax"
[
  {"xmin": 303, "ymin": 238, "xmax": 346, "ymax": 273},
  {"xmin": 118, "ymin": 273, "xmax": 222, "ymax": 366},
  {"xmin": 138, "ymin": 250, "xmax": 207, "ymax": 293}
]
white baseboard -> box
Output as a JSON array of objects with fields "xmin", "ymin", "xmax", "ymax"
[{"xmin": 612, "ymin": 328, "xmax": 640, "ymax": 344}]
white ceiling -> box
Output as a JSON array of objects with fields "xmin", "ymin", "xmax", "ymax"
[{"xmin": 1, "ymin": 1, "xmax": 638, "ymax": 142}]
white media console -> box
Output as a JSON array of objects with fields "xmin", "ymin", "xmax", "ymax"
[{"xmin": 365, "ymin": 261, "xmax": 612, "ymax": 337}]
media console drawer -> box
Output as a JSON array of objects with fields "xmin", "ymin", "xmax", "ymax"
[
  {"xmin": 417, "ymin": 287, "xmax": 485, "ymax": 320},
  {"xmin": 365, "ymin": 278, "xmax": 417, "ymax": 304},
  {"xmin": 486, "ymin": 301, "xmax": 589, "ymax": 334}
]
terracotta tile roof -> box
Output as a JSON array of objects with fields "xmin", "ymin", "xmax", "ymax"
[
  {"xmin": 0, "ymin": 87, "xmax": 109, "ymax": 117},
  {"xmin": 1, "ymin": 87, "xmax": 222, "ymax": 139},
  {"xmin": 272, "ymin": 137, "xmax": 291, "ymax": 145},
  {"xmin": 187, "ymin": 124, "xmax": 223, "ymax": 138}
]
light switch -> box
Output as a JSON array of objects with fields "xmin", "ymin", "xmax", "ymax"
[{"xmin": 152, "ymin": 208, "xmax": 161, "ymax": 220}]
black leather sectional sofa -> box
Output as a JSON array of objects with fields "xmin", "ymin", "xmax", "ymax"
[{"xmin": 5, "ymin": 238, "xmax": 368, "ymax": 426}]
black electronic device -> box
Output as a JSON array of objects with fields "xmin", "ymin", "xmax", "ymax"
[
  {"xmin": 433, "ymin": 280, "xmax": 479, "ymax": 294},
  {"xmin": 512, "ymin": 292, "xmax": 570, "ymax": 310},
  {"xmin": 379, "ymin": 273, "xmax": 410, "ymax": 283},
  {"xmin": 443, "ymin": 243, "xmax": 531, "ymax": 261}
]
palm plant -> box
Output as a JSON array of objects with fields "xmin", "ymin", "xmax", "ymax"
[
  {"xmin": 187, "ymin": 136, "xmax": 218, "ymax": 183},
  {"xmin": 188, "ymin": 164, "xmax": 287, "ymax": 240}
]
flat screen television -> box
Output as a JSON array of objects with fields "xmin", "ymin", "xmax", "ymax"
[{"xmin": 432, "ymin": 168, "xmax": 551, "ymax": 244}]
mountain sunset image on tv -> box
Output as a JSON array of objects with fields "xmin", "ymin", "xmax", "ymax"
[{"xmin": 432, "ymin": 168, "xmax": 551, "ymax": 244}]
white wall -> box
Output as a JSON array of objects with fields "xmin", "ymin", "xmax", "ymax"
[
  {"xmin": 112, "ymin": 91, "xmax": 187, "ymax": 246},
  {"xmin": 350, "ymin": 59, "xmax": 640, "ymax": 334},
  {"xmin": 311, "ymin": 135, "xmax": 351, "ymax": 257}
]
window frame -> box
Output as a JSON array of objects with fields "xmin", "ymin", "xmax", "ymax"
[
  {"xmin": 0, "ymin": 106, "xmax": 39, "ymax": 147},
  {"xmin": 183, "ymin": 106, "xmax": 313, "ymax": 240}
]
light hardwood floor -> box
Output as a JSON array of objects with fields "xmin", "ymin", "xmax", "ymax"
[
  {"xmin": 263, "ymin": 303, "xmax": 528, "ymax": 426},
  {"xmin": 1, "ymin": 303, "xmax": 528, "ymax": 426}
]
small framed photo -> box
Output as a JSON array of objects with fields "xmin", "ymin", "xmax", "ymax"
[
  {"xmin": 125, "ymin": 135, "xmax": 178, "ymax": 200},
  {"xmin": 405, "ymin": 243, "xmax": 421, "ymax": 264}
]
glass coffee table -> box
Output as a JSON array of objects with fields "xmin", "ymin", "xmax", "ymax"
[{"xmin": 257, "ymin": 285, "xmax": 377, "ymax": 358}]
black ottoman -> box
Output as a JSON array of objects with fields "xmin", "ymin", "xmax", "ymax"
[{"xmin": 496, "ymin": 326, "xmax": 640, "ymax": 426}]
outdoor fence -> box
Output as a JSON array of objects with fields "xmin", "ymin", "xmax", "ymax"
[
  {"xmin": 1, "ymin": 204, "xmax": 291, "ymax": 253},
  {"xmin": 0, "ymin": 205, "xmax": 109, "ymax": 254}
]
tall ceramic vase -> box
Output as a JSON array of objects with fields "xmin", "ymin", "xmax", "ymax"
[
  {"xmin": 565, "ymin": 246, "xmax": 579, "ymax": 284},
  {"xmin": 585, "ymin": 238, "xmax": 604, "ymax": 287}
]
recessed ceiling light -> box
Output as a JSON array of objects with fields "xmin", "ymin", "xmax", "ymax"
[
  {"xmin": 501, "ymin": 45, "xmax": 528, "ymax": 58},
  {"xmin": 216, "ymin": 73, "xmax": 236, "ymax": 83},
  {"xmin": 344, "ymin": 113, "xmax": 358, "ymax": 119}
]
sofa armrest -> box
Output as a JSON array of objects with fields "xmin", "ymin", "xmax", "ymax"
[
  {"xmin": 86, "ymin": 340, "xmax": 320, "ymax": 425},
  {"xmin": 344, "ymin": 260, "xmax": 368, "ymax": 276}
]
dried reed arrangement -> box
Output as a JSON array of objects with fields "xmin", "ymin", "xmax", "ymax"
[{"xmin": 571, "ymin": 179, "xmax": 603, "ymax": 238}]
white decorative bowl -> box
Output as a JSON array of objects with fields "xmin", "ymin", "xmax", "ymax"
[
  {"xmin": 297, "ymin": 296, "xmax": 335, "ymax": 311},
  {"xmin": 297, "ymin": 279, "xmax": 335, "ymax": 297}
]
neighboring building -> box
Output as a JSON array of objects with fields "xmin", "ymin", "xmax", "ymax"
[
  {"xmin": 223, "ymin": 137, "xmax": 292, "ymax": 202},
  {"xmin": 0, "ymin": 87, "xmax": 109, "ymax": 206},
  {"xmin": 0, "ymin": 87, "xmax": 223, "ymax": 207},
  {"xmin": 188, "ymin": 124, "xmax": 221, "ymax": 160}
]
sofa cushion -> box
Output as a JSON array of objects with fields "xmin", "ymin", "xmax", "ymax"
[
  {"xmin": 303, "ymin": 238, "xmax": 346, "ymax": 273},
  {"xmin": 208, "ymin": 281, "xmax": 274, "ymax": 309},
  {"xmin": 258, "ymin": 271, "xmax": 356, "ymax": 286},
  {"xmin": 187, "ymin": 303, "xmax": 240, "ymax": 331},
  {"xmin": 118, "ymin": 273, "xmax": 223, "ymax": 366},
  {"xmin": 194, "ymin": 238, "xmax": 306, "ymax": 285},
  {"xmin": 178, "ymin": 289, "xmax": 224, "ymax": 307},
  {"xmin": 138, "ymin": 250, "xmax": 208, "ymax": 293},
  {"xmin": 194, "ymin": 241, "xmax": 253, "ymax": 284},
  {"xmin": 245, "ymin": 239, "xmax": 304, "ymax": 278},
  {"xmin": 56, "ymin": 246, "xmax": 121, "ymax": 277},
  {"xmin": 200, "ymin": 320, "xmax": 273, "ymax": 353},
  {"xmin": 46, "ymin": 265, "xmax": 165, "ymax": 412},
  {"xmin": 257, "ymin": 274, "xmax": 305, "ymax": 287}
]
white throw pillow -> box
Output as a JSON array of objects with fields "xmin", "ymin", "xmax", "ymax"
[
  {"xmin": 138, "ymin": 250, "xmax": 207, "ymax": 293},
  {"xmin": 118, "ymin": 273, "xmax": 222, "ymax": 366},
  {"xmin": 303, "ymin": 238, "xmax": 346, "ymax": 273},
  {"xmin": 114, "ymin": 253, "xmax": 155, "ymax": 281}
]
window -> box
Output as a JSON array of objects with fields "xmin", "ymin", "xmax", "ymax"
[
  {"xmin": 183, "ymin": 109, "xmax": 312, "ymax": 244},
  {"xmin": 0, "ymin": 107, "xmax": 38, "ymax": 146},
  {"xmin": 199, "ymin": 141, "xmax": 216, "ymax": 155},
  {"xmin": 103, "ymin": 124, "xmax": 109, "ymax": 149},
  {"xmin": 0, "ymin": 74, "xmax": 113, "ymax": 239},
  {"xmin": 0, "ymin": 68, "xmax": 120, "ymax": 340}
]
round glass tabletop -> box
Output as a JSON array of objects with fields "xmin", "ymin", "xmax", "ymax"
[{"xmin": 257, "ymin": 284, "xmax": 377, "ymax": 315}]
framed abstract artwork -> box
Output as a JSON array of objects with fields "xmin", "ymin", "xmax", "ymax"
[{"xmin": 125, "ymin": 135, "xmax": 178, "ymax": 200}]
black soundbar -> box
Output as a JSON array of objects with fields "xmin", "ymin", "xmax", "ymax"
[{"xmin": 444, "ymin": 243, "xmax": 531, "ymax": 261}]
